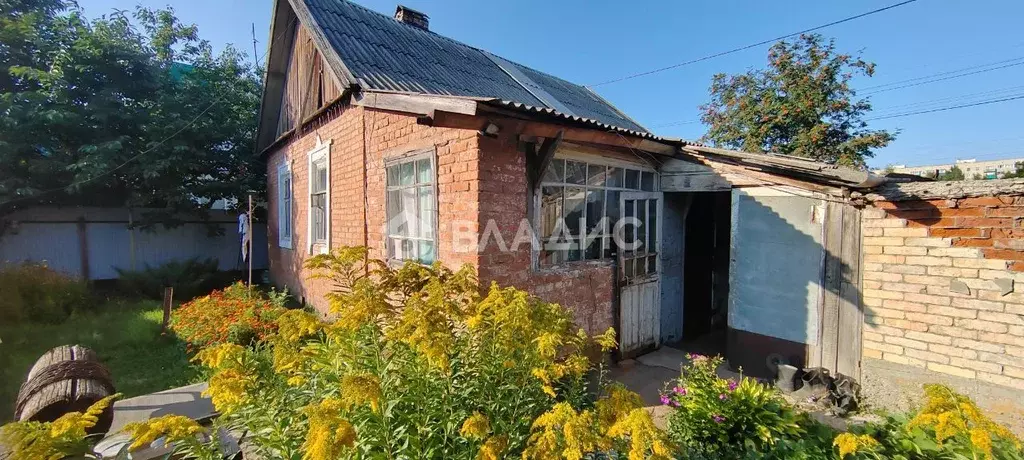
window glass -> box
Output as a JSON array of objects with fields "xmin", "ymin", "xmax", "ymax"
[
  {"xmin": 540, "ymin": 186, "xmax": 562, "ymax": 238},
  {"xmin": 641, "ymin": 171, "xmax": 656, "ymax": 191},
  {"xmin": 587, "ymin": 164, "xmax": 606, "ymax": 186},
  {"xmin": 606, "ymin": 167, "xmax": 623, "ymax": 188},
  {"xmin": 564, "ymin": 187, "xmax": 585, "ymax": 236},
  {"xmin": 386, "ymin": 153, "xmax": 436, "ymax": 264},
  {"xmin": 625, "ymin": 169, "xmax": 640, "ymax": 189},
  {"xmin": 542, "ymin": 159, "xmax": 564, "ymax": 183},
  {"xmin": 585, "ymin": 189, "xmax": 604, "ymax": 236},
  {"xmin": 310, "ymin": 158, "xmax": 328, "ymax": 244},
  {"xmin": 565, "ymin": 161, "xmax": 587, "ymax": 185}
]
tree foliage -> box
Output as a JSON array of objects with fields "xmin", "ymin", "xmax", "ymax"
[
  {"xmin": 938, "ymin": 165, "xmax": 965, "ymax": 181},
  {"xmin": 700, "ymin": 34, "xmax": 896, "ymax": 168},
  {"xmin": 0, "ymin": 0, "xmax": 263, "ymax": 226}
]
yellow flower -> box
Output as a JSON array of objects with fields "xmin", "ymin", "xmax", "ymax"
[
  {"xmin": 340, "ymin": 373, "xmax": 382, "ymax": 413},
  {"xmin": 193, "ymin": 343, "xmax": 246, "ymax": 369},
  {"xmin": 460, "ymin": 412, "xmax": 491, "ymax": 440},
  {"xmin": 595, "ymin": 385, "xmax": 644, "ymax": 430},
  {"xmin": 478, "ymin": 435, "xmax": 508, "ymax": 460},
  {"xmin": 523, "ymin": 403, "xmax": 609, "ymax": 460},
  {"xmin": 123, "ymin": 415, "xmax": 202, "ymax": 451},
  {"xmin": 0, "ymin": 394, "xmax": 121, "ymax": 460},
  {"xmin": 277, "ymin": 309, "xmax": 323, "ymax": 343},
  {"xmin": 592, "ymin": 327, "xmax": 618, "ymax": 352},
  {"xmin": 204, "ymin": 368, "xmax": 251, "ymax": 414},
  {"xmin": 49, "ymin": 393, "xmax": 119, "ymax": 439},
  {"xmin": 832, "ymin": 433, "xmax": 879, "ymax": 459},
  {"xmin": 607, "ymin": 408, "xmax": 673, "ymax": 460},
  {"xmin": 907, "ymin": 384, "xmax": 1020, "ymax": 454},
  {"xmin": 302, "ymin": 398, "xmax": 355, "ymax": 460},
  {"xmin": 536, "ymin": 332, "xmax": 562, "ymax": 359}
]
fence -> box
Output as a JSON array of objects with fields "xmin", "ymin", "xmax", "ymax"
[{"xmin": 0, "ymin": 207, "xmax": 268, "ymax": 280}]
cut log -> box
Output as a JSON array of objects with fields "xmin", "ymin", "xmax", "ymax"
[{"xmin": 13, "ymin": 345, "xmax": 115, "ymax": 435}]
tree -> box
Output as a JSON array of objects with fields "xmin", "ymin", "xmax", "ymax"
[
  {"xmin": 0, "ymin": 1, "xmax": 263, "ymax": 227},
  {"xmin": 1003, "ymin": 162, "xmax": 1024, "ymax": 179},
  {"xmin": 700, "ymin": 34, "xmax": 896, "ymax": 168},
  {"xmin": 938, "ymin": 166, "xmax": 965, "ymax": 181}
]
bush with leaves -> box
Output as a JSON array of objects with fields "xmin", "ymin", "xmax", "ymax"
[
  {"xmin": 157, "ymin": 247, "xmax": 670, "ymax": 459},
  {"xmin": 169, "ymin": 281, "xmax": 285, "ymax": 349},
  {"xmin": 0, "ymin": 261, "xmax": 91, "ymax": 323},
  {"xmin": 0, "ymin": 394, "xmax": 118, "ymax": 459},
  {"xmin": 116, "ymin": 257, "xmax": 221, "ymax": 301}
]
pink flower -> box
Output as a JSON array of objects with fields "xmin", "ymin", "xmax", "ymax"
[
  {"xmin": 713, "ymin": 414, "xmax": 725, "ymax": 423},
  {"xmin": 673, "ymin": 386, "xmax": 687, "ymax": 396},
  {"xmin": 728, "ymin": 380, "xmax": 738, "ymax": 391},
  {"xmin": 660, "ymin": 395, "xmax": 672, "ymax": 405},
  {"xmin": 718, "ymin": 393, "xmax": 728, "ymax": 401}
]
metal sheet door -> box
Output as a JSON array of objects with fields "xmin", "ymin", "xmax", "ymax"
[{"xmin": 619, "ymin": 191, "xmax": 663, "ymax": 357}]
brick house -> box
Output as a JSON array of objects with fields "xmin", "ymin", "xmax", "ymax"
[{"xmin": 255, "ymin": 0, "xmax": 1024, "ymax": 400}]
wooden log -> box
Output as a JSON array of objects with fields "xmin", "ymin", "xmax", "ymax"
[{"xmin": 14, "ymin": 345, "xmax": 115, "ymax": 435}]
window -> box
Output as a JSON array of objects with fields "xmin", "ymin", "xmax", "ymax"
[
  {"xmin": 277, "ymin": 162, "xmax": 293, "ymax": 248},
  {"xmin": 386, "ymin": 152, "xmax": 436, "ymax": 264},
  {"xmin": 538, "ymin": 158, "xmax": 657, "ymax": 266},
  {"xmin": 307, "ymin": 138, "xmax": 330, "ymax": 254}
]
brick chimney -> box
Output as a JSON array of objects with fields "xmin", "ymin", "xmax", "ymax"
[{"xmin": 394, "ymin": 5, "xmax": 429, "ymax": 31}]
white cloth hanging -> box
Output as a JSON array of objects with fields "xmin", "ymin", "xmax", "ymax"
[{"xmin": 238, "ymin": 213, "xmax": 250, "ymax": 262}]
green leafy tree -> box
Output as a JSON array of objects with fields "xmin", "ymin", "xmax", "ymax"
[
  {"xmin": 700, "ymin": 34, "xmax": 896, "ymax": 168},
  {"xmin": 938, "ymin": 165, "xmax": 965, "ymax": 181},
  {"xmin": 0, "ymin": 0, "xmax": 263, "ymax": 227},
  {"xmin": 1002, "ymin": 162, "xmax": 1024, "ymax": 179}
]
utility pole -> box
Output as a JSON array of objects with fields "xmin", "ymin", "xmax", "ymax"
[
  {"xmin": 251, "ymin": 23, "xmax": 260, "ymax": 69},
  {"xmin": 247, "ymin": 194, "xmax": 253, "ymax": 288}
]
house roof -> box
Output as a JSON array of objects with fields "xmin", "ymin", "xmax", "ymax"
[{"xmin": 297, "ymin": 0, "xmax": 649, "ymax": 134}]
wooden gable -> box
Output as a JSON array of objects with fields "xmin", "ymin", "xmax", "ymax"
[{"xmin": 275, "ymin": 23, "xmax": 344, "ymax": 139}]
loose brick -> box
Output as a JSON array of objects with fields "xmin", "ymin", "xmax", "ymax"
[
  {"xmin": 951, "ymin": 298, "xmax": 1005, "ymax": 312},
  {"xmin": 864, "ymin": 340, "xmax": 903, "ymax": 354},
  {"xmin": 864, "ymin": 271, "xmax": 903, "ymax": 282},
  {"xmin": 953, "ymin": 258, "xmax": 1010, "ymax": 270},
  {"xmin": 906, "ymin": 312, "xmax": 955, "ymax": 326},
  {"xmin": 953, "ymin": 238, "xmax": 994, "ymax": 248},
  {"xmin": 927, "ymin": 362, "xmax": 976, "ymax": 379},
  {"xmin": 949, "ymin": 357, "xmax": 1002, "ymax": 373},
  {"xmin": 862, "ymin": 208, "xmax": 887, "ymax": 219},
  {"xmin": 881, "ymin": 282, "xmax": 927, "ymax": 293},
  {"xmin": 982, "ymin": 248, "xmax": 1024, "ymax": 261},
  {"xmin": 883, "ymin": 299, "xmax": 927, "ymax": 312},
  {"xmin": 905, "ymin": 237, "xmax": 952, "ymax": 248},
  {"xmin": 883, "ymin": 246, "xmax": 928, "ymax": 256},
  {"xmin": 905, "ymin": 348, "xmax": 950, "ymax": 364},
  {"xmin": 926, "ymin": 305, "xmax": 976, "ymax": 319},
  {"xmin": 993, "ymin": 238, "xmax": 1024, "ymax": 251},
  {"xmin": 904, "ymin": 330, "xmax": 953, "ymax": 345},
  {"xmin": 1011, "ymin": 261, "xmax": 1024, "ymax": 272},
  {"xmin": 928, "ymin": 343, "xmax": 978, "ymax": 359},
  {"xmin": 979, "ymin": 311, "xmax": 1024, "ymax": 325},
  {"xmin": 904, "ymin": 256, "xmax": 953, "ymax": 267},
  {"xmin": 884, "ymin": 227, "xmax": 929, "ymax": 237},
  {"xmin": 954, "ymin": 337, "xmax": 1006, "ymax": 353},
  {"xmin": 884, "ymin": 353, "xmax": 926, "ymax": 368},
  {"xmin": 928, "ymin": 247, "xmax": 983, "ymax": 258},
  {"xmin": 955, "ymin": 318, "xmax": 1009, "ymax": 333},
  {"xmin": 904, "ymin": 292, "xmax": 952, "ymax": 306}
]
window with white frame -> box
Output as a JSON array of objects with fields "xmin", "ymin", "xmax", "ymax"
[
  {"xmin": 277, "ymin": 162, "xmax": 293, "ymax": 248},
  {"xmin": 538, "ymin": 158, "xmax": 657, "ymax": 266},
  {"xmin": 385, "ymin": 151, "xmax": 437, "ymax": 264},
  {"xmin": 308, "ymin": 139, "xmax": 330, "ymax": 253}
]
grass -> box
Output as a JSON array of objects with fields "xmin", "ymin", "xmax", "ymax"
[{"xmin": 0, "ymin": 299, "xmax": 196, "ymax": 423}]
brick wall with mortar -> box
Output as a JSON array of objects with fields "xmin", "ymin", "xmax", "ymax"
[
  {"xmin": 861, "ymin": 194, "xmax": 1024, "ymax": 390},
  {"xmin": 266, "ymin": 106, "xmax": 616, "ymax": 334}
]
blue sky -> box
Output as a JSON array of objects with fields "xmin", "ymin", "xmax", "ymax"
[{"xmin": 80, "ymin": 0, "xmax": 1024, "ymax": 169}]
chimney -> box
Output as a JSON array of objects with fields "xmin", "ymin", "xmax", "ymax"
[{"xmin": 394, "ymin": 5, "xmax": 429, "ymax": 31}]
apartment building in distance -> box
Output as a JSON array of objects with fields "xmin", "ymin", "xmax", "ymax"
[{"xmin": 877, "ymin": 158, "xmax": 1024, "ymax": 179}]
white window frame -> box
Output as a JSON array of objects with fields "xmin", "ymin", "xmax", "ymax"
[
  {"xmin": 384, "ymin": 149, "xmax": 438, "ymax": 265},
  {"xmin": 307, "ymin": 136, "xmax": 331, "ymax": 254},
  {"xmin": 276, "ymin": 161, "xmax": 293, "ymax": 249},
  {"xmin": 534, "ymin": 152, "xmax": 658, "ymax": 267}
]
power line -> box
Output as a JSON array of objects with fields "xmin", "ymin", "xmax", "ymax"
[
  {"xmin": 868, "ymin": 84, "xmax": 1024, "ymax": 114},
  {"xmin": 1, "ymin": 16, "xmax": 298, "ymax": 209},
  {"xmin": 866, "ymin": 94, "xmax": 1024, "ymax": 121},
  {"xmin": 862, "ymin": 60, "xmax": 1024, "ymax": 95},
  {"xmin": 860, "ymin": 56, "xmax": 1024, "ymax": 91},
  {"xmin": 586, "ymin": 0, "xmax": 920, "ymax": 88}
]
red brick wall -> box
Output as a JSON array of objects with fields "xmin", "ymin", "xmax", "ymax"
[
  {"xmin": 266, "ymin": 105, "xmax": 480, "ymax": 313},
  {"xmin": 862, "ymin": 195, "xmax": 1024, "ymax": 390}
]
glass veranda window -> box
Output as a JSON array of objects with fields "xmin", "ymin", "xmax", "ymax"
[
  {"xmin": 386, "ymin": 154, "xmax": 436, "ymax": 264},
  {"xmin": 538, "ymin": 158, "xmax": 657, "ymax": 266}
]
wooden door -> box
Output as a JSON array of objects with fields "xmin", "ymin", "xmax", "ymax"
[{"xmin": 619, "ymin": 192, "xmax": 663, "ymax": 357}]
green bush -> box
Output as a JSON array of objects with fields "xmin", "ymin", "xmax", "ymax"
[
  {"xmin": 0, "ymin": 262, "xmax": 91, "ymax": 324},
  {"xmin": 116, "ymin": 257, "xmax": 221, "ymax": 301}
]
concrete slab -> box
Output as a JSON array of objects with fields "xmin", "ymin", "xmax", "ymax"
[{"xmin": 109, "ymin": 382, "xmax": 213, "ymax": 434}]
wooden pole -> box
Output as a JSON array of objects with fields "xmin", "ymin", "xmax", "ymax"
[
  {"xmin": 161, "ymin": 287, "xmax": 173, "ymax": 334},
  {"xmin": 248, "ymin": 194, "xmax": 253, "ymax": 288}
]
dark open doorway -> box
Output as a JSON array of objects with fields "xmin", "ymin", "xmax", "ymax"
[{"xmin": 678, "ymin": 191, "xmax": 732, "ymax": 354}]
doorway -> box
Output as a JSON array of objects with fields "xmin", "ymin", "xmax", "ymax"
[{"xmin": 674, "ymin": 191, "xmax": 731, "ymax": 355}]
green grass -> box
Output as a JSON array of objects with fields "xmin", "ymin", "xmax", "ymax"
[{"xmin": 0, "ymin": 299, "xmax": 196, "ymax": 422}]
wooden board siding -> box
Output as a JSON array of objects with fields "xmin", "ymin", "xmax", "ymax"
[{"xmin": 276, "ymin": 24, "xmax": 344, "ymax": 139}]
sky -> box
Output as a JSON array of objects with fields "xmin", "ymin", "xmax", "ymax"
[{"xmin": 78, "ymin": 0, "xmax": 1024, "ymax": 169}]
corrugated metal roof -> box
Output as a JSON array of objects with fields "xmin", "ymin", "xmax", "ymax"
[
  {"xmin": 482, "ymin": 99, "xmax": 670, "ymax": 141},
  {"xmin": 301, "ymin": 0, "xmax": 649, "ymax": 134}
]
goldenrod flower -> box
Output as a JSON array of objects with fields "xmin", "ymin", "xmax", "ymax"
[
  {"xmin": 595, "ymin": 385, "xmax": 643, "ymax": 430},
  {"xmin": 123, "ymin": 415, "xmax": 202, "ymax": 451},
  {"xmin": 204, "ymin": 368, "xmax": 251, "ymax": 414},
  {"xmin": 0, "ymin": 394, "xmax": 121, "ymax": 460},
  {"xmin": 593, "ymin": 327, "xmax": 618, "ymax": 352},
  {"xmin": 277, "ymin": 309, "xmax": 323, "ymax": 343},
  {"xmin": 302, "ymin": 398, "xmax": 355, "ymax": 460},
  {"xmin": 907, "ymin": 384, "xmax": 1020, "ymax": 455},
  {"xmin": 460, "ymin": 412, "xmax": 491, "ymax": 440},
  {"xmin": 477, "ymin": 435, "xmax": 507, "ymax": 460},
  {"xmin": 340, "ymin": 373, "xmax": 382, "ymax": 413},
  {"xmin": 607, "ymin": 408, "xmax": 673, "ymax": 460},
  {"xmin": 193, "ymin": 343, "xmax": 246, "ymax": 369},
  {"xmin": 523, "ymin": 403, "xmax": 609, "ymax": 460},
  {"xmin": 833, "ymin": 432, "xmax": 879, "ymax": 458}
]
